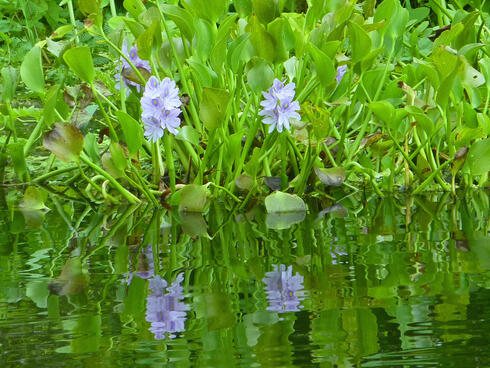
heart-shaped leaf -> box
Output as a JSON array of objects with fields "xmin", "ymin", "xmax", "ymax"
[
  {"xmin": 178, "ymin": 184, "xmax": 208, "ymax": 212},
  {"xmin": 265, "ymin": 191, "xmax": 306, "ymax": 213}
]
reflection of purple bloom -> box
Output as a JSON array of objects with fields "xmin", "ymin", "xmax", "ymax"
[
  {"xmin": 263, "ymin": 264, "xmax": 305, "ymax": 312},
  {"xmin": 259, "ymin": 79, "xmax": 300, "ymax": 133},
  {"xmin": 146, "ymin": 273, "xmax": 188, "ymax": 339},
  {"xmin": 115, "ymin": 41, "xmax": 151, "ymax": 95},
  {"xmin": 336, "ymin": 65, "xmax": 347, "ymax": 85},
  {"xmin": 140, "ymin": 77, "xmax": 181, "ymax": 142},
  {"xmin": 331, "ymin": 250, "xmax": 348, "ymax": 265}
]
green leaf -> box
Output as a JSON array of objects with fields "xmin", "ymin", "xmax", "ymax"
[
  {"xmin": 123, "ymin": 0, "xmax": 146, "ymax": 20},
  {"xmin": 20, "ymin": 186, "xmax": 48, "ymax": 211},
  {"xmin": 101, "ymin": 151, "xmax": 125, "ymax": 179},
  {"xmin": 348, "ymin": 21, "xmax": 371, "ymax": 64},
  {"xmin": 116, "ymin": 110, "xmax": 143, "ymax": 156},
  {"xmin": 78, "ymin": 0, "xmax": 101, "ymax": 16},
  {"xmin": 265, "ymin": 191, "xmax": 306, "ymax": 213},
  {"xmin": 369, "ymin": 101, "xmax": 395, "ymax": 124},
  {"xmin": 7, "ymin": 141, "xmax": 28, "ymax": 181},
  {"xmin": 43, "ymin": 123, "xmax": 84, "ymax": 162},
  {"xmin": 178, "ymin": 184, "xmax": 208, "ymax": 212},
  {"xmin": 175, "ymin": 126, "xmax": 200, "ymax": 146},
  {"xmin": 268, "ymin": 17, "xmax": 295, "ymax": 62},
  {"xmin": 246, "ymin": 57, "xmax": 274, "ymax": 93},
  {"xmin": 184, "ymin": 0, "xmax": 227, "ymax": 23},
  {"xmin": 308, "ymin": 43, "xmax": 336, "ymax": 87},
  {"xmin": 161, "ymin": 4, "xmax": 194, "ymax": 41},
  {"xmin": 109, "ymin": 143, "xmax": 127, "ymax": 172},
  {"xmin": 194, "ymin": 18, "xmax": 216, "ymax": 62},
  {"xmin": 83, "ymin": 132, "xmax": 100, "ymax": 163},
  {"xmin": 465, "ymin": 138, "xmax": 490, "ymax": 176},
  {"xmin": 63, "ymin": 47, "xmax": 95, "ymax": 84},
  {"xmin": 137, "ymin": 19, "xmax": 161, "ymax": 60},
  {"xmin": 20, "ymin": 46, "xmax": 44, "ymax": 94},
  {"xmin": 228, "ymin": 34, "xmax": 251, "ymax": 73},
  {"xmin": 43, "ymin": 85, "xmax": 60, "ymax": 128},
  {"xmin": 1, "ymin": 66, "xmax": 18, "ymax": 102},
  {"xmin": 180, "ymin": 212, "xmax": 209, "ymax": 238},
  {"xmin": 314, "ymin": 166, "xmax": 346, "ymax": 186},
  {"xmin": 26, "ymin": 280, "xmax": 50, "ymax": 308},
  {"xmin": 252, "ymin": 0, "xmax": 277, "ymax": 24},
  {"xmin": 199, "ymin": 87, "xmax": 231, "ymax": 131},
  {"xmin": 188, "ymin": 57, "xmax": 214, "ymax": 87},
  {"xmin": 247, "ymin": 16, "xmax": 276, "ymax": 63}
]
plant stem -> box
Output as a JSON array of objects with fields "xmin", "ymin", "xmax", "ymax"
[
  {"xmin": 164, "ymin": 133, "xmax": 176, "ymax": 193},
  {"xmin": 80, "ymin": 153, "xmax": 141, "ymax": 204}
]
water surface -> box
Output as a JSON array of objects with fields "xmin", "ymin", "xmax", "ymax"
[{"xmin": 1, "ymin": 192, "xmax": 489, "ymax": 367}]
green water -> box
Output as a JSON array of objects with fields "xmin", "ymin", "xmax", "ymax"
[{"xmin": 1, "ymin": 193, "xmax": 489, "ymax": 367}]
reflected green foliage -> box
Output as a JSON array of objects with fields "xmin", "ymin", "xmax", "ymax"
[{"xmin": 0, "ymin": 190, "xmax": 489, "ymax": 366}]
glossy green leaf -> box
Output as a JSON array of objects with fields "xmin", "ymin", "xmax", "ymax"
[
  {"xmin": 265, "ymin": 191, "xmax": 306, "ymax": 213},
  {"xmin": 308, "ymin": 43, "xmax": 336, "ymax": 87},
  {"xmin": 246, "ymin": 57, "xmax": 274, "ymax": 93},
  {"xmin": 161, "ymin": 4, "xmax": 194, "ymax": 41},
  {"xmin": 116, "ymin": 110, "xmax": 143, "ymax": 155},
  {"xmin": 228, "ymin": 34, "xmax": 252, "ymax": 72},
  {"xmin": 20, "ymin": 46, "xmax": 44, "ymax": 94},
  {"xmin": 178, "ymin": 184, "xmax": 208, "ymax": 212},
  {"xmin": 266, "ymin": 211, "xmax": 306, "ymax": 230},
  {"xmin": 101, "ymin": 151, "xmax": 125, "ymax": 179},
  {"xmin": 176, "ymin": 126, "xmax": 200, "ymax": 146},
  {"xmin": 252, "ymin": 0, "xmax": 277, "ymax": 24},
  {"xmin": 20, "ymin": 186, "xmax": 48, "ymax": 211},
  {"xmin": 348, "ymin": 21, "xmax": 371, "ymax": 64},
  {"xmin": 247, "ymin": 16, "xmax": 276, "ymax": 63},
  {"xmin": 43, "ymin": 123, "xmax": 84, "ymax": 162},
  {"xmin": 63, "ymin": 47, "xmax": 95, "ymax": 84},
  {"xmin": 199, "ymin": 87, "xmax": 231, "ymax": 131},
  {"xmin": 137, "ymin": 19, "xmax": 161, "ymax": 60},
  {"xmin": 123, "ymin": 0, "xmax": 146, "ymax": 20},
  {"xmin": 369, "ymin": 101, "xmax": 395, "ymax": 124}
]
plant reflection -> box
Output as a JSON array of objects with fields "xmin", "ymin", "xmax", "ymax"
[{"xmin": 263, "ymin": 264, "xmax": 305, "ymax": 312}]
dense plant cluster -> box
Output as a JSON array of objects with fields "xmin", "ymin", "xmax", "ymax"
[{"xmin": 1, "ymin": 0, "xmax": 489, "ymax": 209}]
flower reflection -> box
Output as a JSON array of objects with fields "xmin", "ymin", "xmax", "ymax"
[
  {"xmin": 146, "ymin": 273, "xmax": 189, "ymax": 339},
  {"xmin": 263, "ymin": 264, "xmax": 305, "ymax": 312}
]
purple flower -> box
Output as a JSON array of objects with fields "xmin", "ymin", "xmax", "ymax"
[
  {"xmin": 115, "ymin": 41, "xmax": 151, "ymax": 95},
  {"xmin": 259, "ymin": 100, "xmax": 301, "ymax": 133},
  {"xmin": 142, "ymin": 115, "xmax": 164, "ymax": 143},
  {"xmin": 146, "ymin": 273, "xmax": 189, "ymax": 339},
  {"xmin": 140, "ymin": 77, "xmax": 181, "ymax": 141},
  {"xmin": 263, "ymin": 264, "xmax": 305, "ymax": 312},
  {"xmin": 260, "ymin": 79, "xmax": 296, "ymax": 110},
  {"xmin": 259, "ymin": 79, "xmax": 301, "ymax": 133},
  {"xmin": 336, "ymin": 65, "xmax": 347, "ymax": 85}
]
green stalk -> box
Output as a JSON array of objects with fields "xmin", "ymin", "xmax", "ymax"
[
  {"xmin": 66, "ymin": 0, "xmax": 79, "ymax": 44},
  {"xmin": 24, "ymin": 117, "xmax": 44, "ymax": 156},
  {"xmin": 91, "ymin": 83, "xmax": 118, "ymax": 142},
  {"xmin": 33, "ymin": 165, "xmax": 78, "ymax": 182},
  {"xmin": 164, "ymin": 133, "xmax": 176, "ymax": 193},
  {"xmin": 152, "ymin": 141, "xmax": 162, "ymax": 185},
  {"xmin": 154, "ymin": 1, "xmax": 202, "ymax": 133},
  {"xmin": 109, "ymin": 0, "xmax": 117, "ymax": 17},
  {"xmin": 280, "ymin": 132, "xmax": 288, "ymax": 190},
  {"xmin": 412, "ymin": 158, "xmax": 453, "ymax": 194},
  {"xmin": 80, "ymin": 153, "xmax": 141, "ymax": 204}
]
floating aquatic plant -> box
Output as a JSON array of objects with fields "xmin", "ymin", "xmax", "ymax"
[{"xmin": 263, "ymin": 264, "xmax": 305, "ymax": 312}]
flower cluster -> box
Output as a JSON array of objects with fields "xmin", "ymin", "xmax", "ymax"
[
  {"xmin": 259, "ymin": 79, "xmax": 301, "ymax": 133},
  {"xmin": 140, "ymin": 76, "xmax": 182, "ymax": 142},
  {"xmin": 115, "ymin": 41, "xmax": 151, "ymax": 95},
  {"xmin": 146, "ymin": 273, "xmax": 189, "ymax": 339},
  {"xmin": 262, "ymin": 264, "xmax": 305, "ymax": 312}
]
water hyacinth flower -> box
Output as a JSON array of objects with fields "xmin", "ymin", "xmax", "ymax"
[
  {"xmin": 263, "ymin": 264, "xmax": 305, "ymax": 313},
  {"xmin": 146, "ymin": 273, "xmax": 189, "ymax": 339},
  {"xmin": 259, "ymin": 78, "xmax": 301, "ymax": 133},
  {"xmin": 115, "ymin": 41, "xmax": 151, "ymax": 95},
  {"xmin": 140, "ymin": 76, "xmax": 182, "ymax": 142},
  {"xmin": 336, "ymin": 65, "xmax": 347, "ymax": 85}
]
